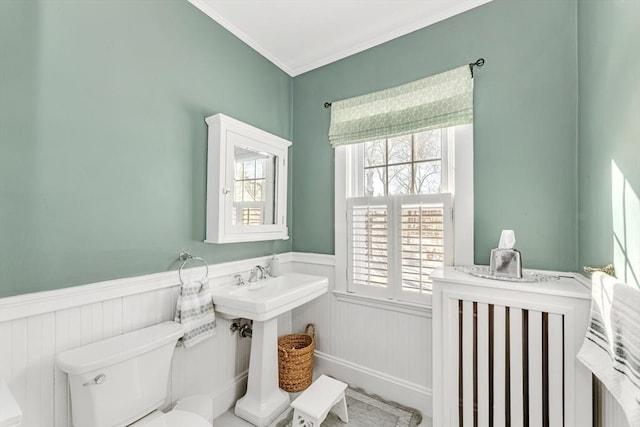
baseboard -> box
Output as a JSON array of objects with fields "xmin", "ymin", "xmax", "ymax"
[
  {"xmin": 211, "ymin": 371, "xmax": 248, "ymax": 420},
  {"xmin": 314, "ymin": 351, "xmax": 432, "ymax": 419}
]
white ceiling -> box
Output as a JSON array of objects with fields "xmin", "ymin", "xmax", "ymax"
[{"xmin": 188, "ymin": 0, "xmax": 493, "ymax": 76}]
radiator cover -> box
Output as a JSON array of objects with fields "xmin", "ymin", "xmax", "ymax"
[{"xmin": 432, "ymin": 267, "xmax": 592, "ymax": 427}]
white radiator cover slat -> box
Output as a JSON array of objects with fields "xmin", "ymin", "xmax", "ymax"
[
  {"xmin": 509, "ymin": 307, "xmax": 525, "ymax": 427},
  {"xmin": 548, "ymin": 313, "xmax": 564, "ymax": 427},
  {"xmin": 477, "ymin": 303, "xmax": 490, "ymax": 427},
  {"xmin": 450, "ymin": 296, "xmax": 461, "ymax": 427},
  {"xmin": 432, "ymin": 267, "xmax": 592, "ymax": 427},
  {"xmin": 493, "ymin": 305, "xmax": 507, "ymax": 427},
  {"xmin": 462, "ymin": 300, "xmax": 475, "ymax": 427},
  {"xmin": 528, "ymin": 310, "xmax": 543, "ymax": 427}
]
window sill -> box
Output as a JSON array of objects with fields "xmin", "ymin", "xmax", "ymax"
[{"xmin": 332, "ymin": 290, "xmax": 432, "ymax": 318}]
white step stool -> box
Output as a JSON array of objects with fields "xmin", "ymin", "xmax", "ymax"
[{"xmin": 290, "ymin": 375, "xmax": 349, "ymax": 426}]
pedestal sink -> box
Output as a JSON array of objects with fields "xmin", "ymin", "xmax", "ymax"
[{"xmin": 209, "ymin": 272, "xmax": 328, "ymax": 426}]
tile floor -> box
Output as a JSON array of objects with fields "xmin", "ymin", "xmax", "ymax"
[
  {"xmin": 212, "ymin": 408, "xmax": 291, "ymax": 427},
  {"xmin": 212, "ymin": 382, "xmax": 432, "ymax": 427},
  {"xmin": 212, "ymin": 407, "xmax": 432, "ymax": 427}
]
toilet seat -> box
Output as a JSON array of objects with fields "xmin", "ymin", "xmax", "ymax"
[{"xmin": 140, "ymin": 410, "xmax": 211, "ymax": 427}]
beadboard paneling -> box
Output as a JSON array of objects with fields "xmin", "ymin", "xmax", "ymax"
[
  {"xmin": 0, "ymin": 253, "xmax": 628, "ymax": 427},
  {"xmin": 0, "ymin": 255, "xmax": 293, "ymax": 427},
  {"xmin": 0, "ymin": 289, "xmax": 242, "ymax": 427},
  {"xmin": 290, "ymin": 259, "xmax": 432, "ymax": 418}
]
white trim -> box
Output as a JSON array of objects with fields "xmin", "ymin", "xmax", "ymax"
[
  {"xmin": 205, "ymin": 113, "xmax": 291, "ymax": 244},
  {"xmin": 333, "ymin": 290, "xmax": 432, "ymax": 318},
  {"xmin": 210, "ymin": 371, "xmax": 249, "ymax": 420},
  {"xmin": 288, "ymin": 0, "xmax": 493, "ymax": 76},
  {"xmin": 187, "ymin": 0, "xmax": 493, "ymax": 77},
  {"xmin": 0, "ymin": 253, "xmax": 294, "ymax": 322},
  {"xmin": 186, "ymin": 0, "xmax": 294, "ymax": 75},
  {"xmin": 335, "ymin": 146, "xmax": 349, "ymax": 293},
  {"xmin": 290, "ymin": 252, "xmax": 336, "ymax": 266},
  {"xmin": 314, "ymin": 351, "xmax": 432, "ymax": 419},
  {"xmin": 451, "ymin": 124, "xmax": 474, "ymax": 265}
]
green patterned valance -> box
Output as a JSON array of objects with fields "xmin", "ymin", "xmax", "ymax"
[{"xmin": 328, "ymin": 65, "xmax": 473, "ymax": 148}]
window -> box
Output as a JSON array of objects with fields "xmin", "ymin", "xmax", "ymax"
[
  {"xmin": 330, "ymin": 65, "xmax": 475, "ymax": 308},
  {"xmin": 344, "ymin": 128, "xmax": 455, "ymax": 302},
  {"xmin": 362, "ymin": 130, "xmax": 447, "ymax": 197}
]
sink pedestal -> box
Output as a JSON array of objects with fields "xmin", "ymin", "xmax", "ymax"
[
  {"xmin": 235, "ymin": 317, "xmax": 289, "ymax": 426},
  {"xmin": 209, "ymin": 273, "xmax": 329, "ymax": 426}
]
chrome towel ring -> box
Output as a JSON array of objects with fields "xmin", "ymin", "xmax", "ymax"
[{"xmin": 178, "ymin": 252, "xmax": 209, "ymax": 285}]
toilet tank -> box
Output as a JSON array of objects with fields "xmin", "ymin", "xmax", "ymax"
[{"xmin": 57, "ymin": 322, "xmax": 184, "ymax": 427}]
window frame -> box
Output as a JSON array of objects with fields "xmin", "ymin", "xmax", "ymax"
[
  {"xmin": 335, "ymin": 124, "xmax": 474, "ymax": 309},
  {"xmin": 347, "ymin": 193, "xmax": 453, "ymax": 303}
]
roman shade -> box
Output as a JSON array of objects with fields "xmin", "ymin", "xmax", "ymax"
[{"xmin": 328, "ymin": 65, "xmax": 473, "ymax": 148}]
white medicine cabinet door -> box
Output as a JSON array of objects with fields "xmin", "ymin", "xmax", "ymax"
[{"xmin": 205, "ymin": 114, "xmax": 291, "ymax": 244}]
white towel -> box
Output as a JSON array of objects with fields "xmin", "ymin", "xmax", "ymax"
[
  {"xmin": 174, "ymin": 280, "xmax": 217, "ymax": 348},
  {"xmin": 577, "ymin": 272, "xmax": 640, "ymax": 426}
]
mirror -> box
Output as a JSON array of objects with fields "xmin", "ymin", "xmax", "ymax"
[
  {"xmin": 205, "ymin": 114, "xmax": 290, "ymax": 243},
  {"xmin": 232, "ymin": 146, "xmax": 276, "ymax": 226}
]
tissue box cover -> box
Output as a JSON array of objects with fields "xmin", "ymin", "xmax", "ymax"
[{"xmin": 489, "ymin": 248, "xmax": 523, "ymax": 278}]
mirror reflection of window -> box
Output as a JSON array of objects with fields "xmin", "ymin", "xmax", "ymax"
[{"xmin": 232, "ymin": 145, "xmax": 276, "ymax": 226}]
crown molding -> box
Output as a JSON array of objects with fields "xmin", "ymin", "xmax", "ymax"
[
  {"xmin": 187, "ymin": 0, "xmax": 294, "ymax": 75},
  {"xmin": 288, "ymin": 0, "xmax": 494, "ymax": 76},
  {"xmin": 188, "ymin": 0, "xmax": 493, "ymax": 77}
]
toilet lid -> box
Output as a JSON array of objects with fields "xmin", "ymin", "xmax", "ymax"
[{"xmin": 141, "ymin": 410, "xmax": 211, "ymax": 427}]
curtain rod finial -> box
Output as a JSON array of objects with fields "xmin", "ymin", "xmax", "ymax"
[
  {"xmin": 324, "ymin": 102, "xmax": 332, "ymax": 108},
  {"xmin": 469, "ymin": 58, "xmax": 485, "ymax": 77}
]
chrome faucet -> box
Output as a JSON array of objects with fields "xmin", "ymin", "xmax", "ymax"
[
  {"xmin": 233, "ymin": 274, "xmax": 246, "ymax": 287},
  {"xmin": 248, "ymin": 265, "xmax": 268, "ymax": 282}
]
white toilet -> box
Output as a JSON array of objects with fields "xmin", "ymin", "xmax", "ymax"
[{"xmin": 57, "ymin": 321, "xmax": 213, "ymax": 427}]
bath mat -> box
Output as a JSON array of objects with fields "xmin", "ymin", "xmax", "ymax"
[{"xmin": 276, "ymin": 386, "xmax": 422, "ymax": 427}]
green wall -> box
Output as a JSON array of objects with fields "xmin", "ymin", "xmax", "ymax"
[
  {"xmin": 291, "ymin": 0, "xmax": 579, "ymax": 271},
  {"xmin": 6, "ymin": 0, "xmax": 636, "ymax": 298},
  {"xmin": 0, "ymin": 0, "xmax": 292, "ymax": 297},
  {"xmin": 578, "ymin": 0, "xmax": 640, "ymax": 286}
]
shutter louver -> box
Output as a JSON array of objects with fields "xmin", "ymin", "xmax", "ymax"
[
  {"xmin": 351, "ymin": 204, "xmax": 389, "ymax": 288},
  {"xmin": 401, "ymin": 204, "xmax": 445, "ymax": 292}
]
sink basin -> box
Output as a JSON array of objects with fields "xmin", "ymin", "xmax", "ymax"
[
  {"xmin": 209, "ymin": 272, "xmax": 329, "ymax": 426},
  {"xmin": 210, "ymin": 272, "xmax": 328, "ymax": 321}
]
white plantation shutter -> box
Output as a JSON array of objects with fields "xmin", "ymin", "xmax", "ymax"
[
  {"xmin": 401, "ymin": 203, "xmax": 446, "ymax": 293},
  {"xmin": 348, "ymin": 199, "xmax": 392, "ymax": 298},
  {"xmin": 348, "ymin": 194, "xmax": 452, "ymax": 300}
]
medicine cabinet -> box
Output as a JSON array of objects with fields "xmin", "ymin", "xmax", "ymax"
[{"xmin": 205, "ymin": 114, "xmax": 291, "ymax": 244}]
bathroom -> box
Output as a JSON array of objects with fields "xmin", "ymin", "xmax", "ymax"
[{"xmin": 0, "ymin": 0, "xmax": 638, "ymax": 426}]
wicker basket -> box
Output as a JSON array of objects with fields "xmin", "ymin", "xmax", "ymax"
[{"xmin": 278, "ymin": 323, "xmax": 316, "ymax": 392}]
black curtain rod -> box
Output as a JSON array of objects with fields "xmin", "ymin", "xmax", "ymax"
[
  {"xmin": 324, "ymin": 57, "xmax": 485, "ymax": 109},
  {"xmin": 469, "ymin": 57, "xmax": 485, "ymax": 77}
]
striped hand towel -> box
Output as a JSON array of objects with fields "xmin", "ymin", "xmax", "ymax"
[
  {"xmin": 577, "ymin": 272, "xmax": 640, "ymax": 426},
  {"xmin": 174, "ymin": 280, "xmax": 217, "ymax": 348}
]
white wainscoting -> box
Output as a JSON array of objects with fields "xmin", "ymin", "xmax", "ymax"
[
  {"xmin": 290, "ymin": 255, "xmax": 432, "ymax": 419},
  {"xmin": 0, "ymin": 254, "xmax": 293, "ymax": 427},
  {"xmin": 0, "ymin": 252, "xmax": 630, "ymax": 427}
]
